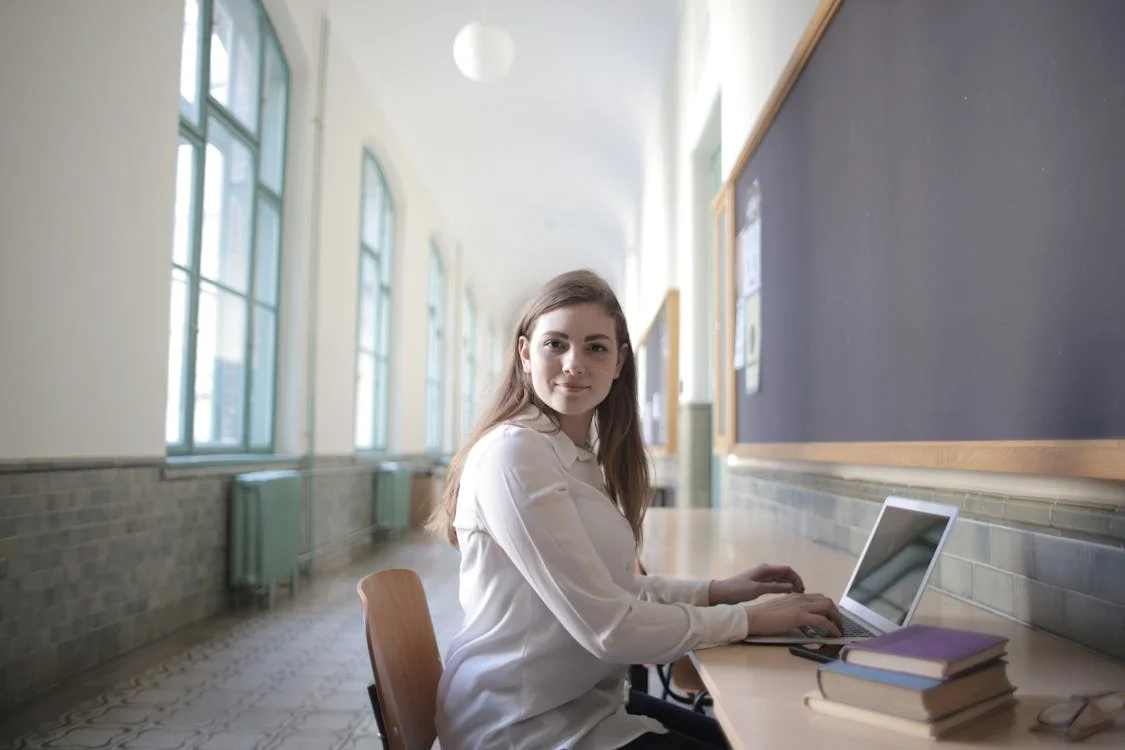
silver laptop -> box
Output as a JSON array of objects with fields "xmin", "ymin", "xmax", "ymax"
[{"xmin": 745, "ymin": 496, "xmax": 959, "ymax": 645}]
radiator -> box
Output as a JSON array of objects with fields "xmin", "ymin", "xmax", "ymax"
[
  {"xmin": 373, "ymin": 463, "xmax": 413, "ymax": 536},
  {"xmin": 229, "ymin": 469, "xmax": 301, "ymax": 609}
]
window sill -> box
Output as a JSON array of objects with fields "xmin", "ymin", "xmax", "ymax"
[{"xmin": 163, "ymin": 453, "xmax": 303, "ymax": 481}]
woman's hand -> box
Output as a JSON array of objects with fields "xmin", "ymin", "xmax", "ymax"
[
  {"xmin": 708, "ymin": 564, "xmax": 805, "ymax": 605},
  {"xmin": 743, "ymin": 593, "xmax": 844, "ymax": 637}
]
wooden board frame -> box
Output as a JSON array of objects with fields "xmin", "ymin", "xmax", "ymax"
[
  {"xmin": 637, "ymin": 289, "xmax": 680, "ymax": 457},
  {"xmin": 712, "ymin": 184, "xmax": 736, "ymax": 455},
  {"xmin": 714, "ymin": 0, "xmax": 1125, "ymax": 482}
]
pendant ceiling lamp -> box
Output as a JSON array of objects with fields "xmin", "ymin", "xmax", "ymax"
[{"xmin": 453, "ymin": 3, "xmax": 514, "ymax": 82}]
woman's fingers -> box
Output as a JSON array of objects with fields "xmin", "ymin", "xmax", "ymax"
[
  {"xmin": 798, "ymin": 594, "xmax": 844, "ymax": 630},
  {"xmin": 801, "ymin": 613, "xmax": 842, "ymax": 637},
  {"xmin": 763, "ymin": 565, "xmax": 805, "ymax": 592}
]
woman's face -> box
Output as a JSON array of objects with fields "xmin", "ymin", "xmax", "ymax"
[{"xmin": 518, "ymin": 303, "xmax": 625, "ymax": 433}]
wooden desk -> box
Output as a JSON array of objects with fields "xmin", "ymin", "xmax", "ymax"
[{"xmin": 640, "ymin": 508, "xmax": 1125, "ymax": 749}]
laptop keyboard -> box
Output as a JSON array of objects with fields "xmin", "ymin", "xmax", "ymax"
[{"xmin": 799, "ymin": 614, "xmax": 875, "ymax": 639}]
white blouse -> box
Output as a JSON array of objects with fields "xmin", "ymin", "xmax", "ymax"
[{"xmin": 435, "ymin": 412, "xmax": 749, "ymax": 750}]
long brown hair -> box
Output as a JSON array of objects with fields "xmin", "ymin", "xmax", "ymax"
[{"xmin": 428, "ymin": 269, "xmax": 652, "ymax": 549}]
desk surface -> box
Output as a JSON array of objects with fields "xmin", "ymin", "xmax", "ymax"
[{"xmin": 640, "ymin": 508, "xmax": 1125, "ymax": 749}]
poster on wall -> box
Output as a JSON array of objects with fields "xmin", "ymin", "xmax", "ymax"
[
  {"xmin": 740, "ymin": 199, "xmax": 761, "ymax": 297},
  {"xmin": 733, "ymin": 296, "xmax": 747, "ymax": 370},
  {"xmin": 743, "ymin": 291, "xmax": 762, "ymax": 394},
  {"xmin": 740, "ymin": 178, "xmax": 762, "ymax": 394}
]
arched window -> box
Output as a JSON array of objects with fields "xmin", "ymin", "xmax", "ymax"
[
  {"xmin": 356, "ymin": 152, "xmax": 395, "ymax": 451},
  {"xmin": 425, "ymin": 244, "xmax": 446, "ymax": 452},
  {"xmin": 167, "ymin": 0, "xmax": 289, "ymax": 454},
  {"xmin": 461, "ymin": 291, "xmax": 477, "ymax": 439}
]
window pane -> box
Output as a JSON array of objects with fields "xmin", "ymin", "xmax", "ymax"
[
  {"xmin": 377, "ymin": 286, "xmax": 391, "ymax": 358},
  {"xmin": 249, "ymin": 304, "xmax": 275, "ymax": 448},
  {"xmin": 362, "ymin": 159, "xmax": 384, "ymax": 248},
  {"xmin": 173, "ymin": 138, "xmax": 197, "ymax": 268},
  {"xmin": 426, "ymin": 382, "xmax": 439, "ymax": 449},
  {"xmin": 259, "ymin": 35, "xmax": 287, "ymax": 193},
  {"xmin": 355, "ymin": 352, "xmax": 375, "ymax": 449},
  {"xmin": 715, "ymin": 202, "xmax": 728, "ymax": 436},
  {"xmin": 166, "ymin": 268, "xmax": 191, "ymax": 444},
  {"xmin": 375, "ymin": 357, "xmax": 389, "ymax": 449},
  {"xmin": 358, "ymin": 253, "xmax": 377, "ymax": 352},
  {"xmin": 427, "ymin": 311, "xmax": 439, "ymax": 382},
  {"xmin": 255, "ymin": 195, "xmax": 280, "ymax": 305},
  {"xmin": 210, "ymin": 0, "xmax": 261, "ymax": 132},
  {"xmin": 180, "ymin": 0, "xmax": 202, "ymax": 124},
  {"xmin": 380, "ymin": 214, "xmax": 394, "ymax": 285},
  {"xmin": 194, "ymin": 281, "xmax": 247, "ymax": 446},
  {"xmin": 201, "ymin": 117, "xmax": 254, "ymax": 293}
]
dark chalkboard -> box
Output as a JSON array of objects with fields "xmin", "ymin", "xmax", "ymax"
[
  {"xmin": 729, "ymin": 0, "xmax": 1125, "ymax": 455},
  {"xmin": 638, "ymin": 290, "xmax": 679, "ymax": 454}
]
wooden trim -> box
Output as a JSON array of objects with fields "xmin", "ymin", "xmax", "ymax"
[
  {"xmin": 723, "ymin": 192, "xmax": 736, "ymax": 455},
  {"xmin": 712, "ymin": 184, "xmax": 735, "ymax": 454},
  {"xmin": 731, "ymin": 441, "xmax": 1125, "ymax": 482},
  {"xmin": 637, "ymin": 289, "xmax": 680, "ymax": 455},
  {"xmin": 666, "ymin": 289, "xmax": 680, "ymax": 456},
  {"xmin": 723, "ymin": 0, "xmax": 844, "ymax": 193},
  {"xmin": 715, "ymin": 4, "xmax": 842, "ymax": 456}
]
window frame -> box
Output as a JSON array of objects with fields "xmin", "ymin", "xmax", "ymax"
[
  {"xmin": 462, "ymin": 291, "xmax": 477, "ymax": 439},
  {"xmin": 425, "ymin": 244, "xmax": 446, "ymax": 452},
  {"xmin": 168, "ymin": 0, "xmax": 290, "ymax": 457},
  {"xmin": 354, "ymin": 151, "xmax": 395, "ymax": 452},
  {"xmin": 168, "ymin": 0, "xmax": 288, "ymax": 456}
]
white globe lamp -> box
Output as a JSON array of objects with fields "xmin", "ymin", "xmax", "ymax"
[{"xmin": 453, "ymin": 20, "xmax": 514, "ymax": 82}]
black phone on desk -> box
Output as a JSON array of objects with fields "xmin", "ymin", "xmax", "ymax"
[{"xmin": 787, "ymin": 643, "xmax": 844, "ymax": 664}]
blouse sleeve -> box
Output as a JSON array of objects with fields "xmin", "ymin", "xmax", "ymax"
[
  {"xmin": 633, "ymin": 573, "xmax": 712, "ymax": 606},
  {"xmin": 469, "ymin": 427, "xmax": 748, "ymax": 665}
]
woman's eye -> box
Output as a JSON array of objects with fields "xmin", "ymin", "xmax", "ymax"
[
  {"xmin": 544, "ymin": 339, "xmax": 564, "ymax": 350},
  {"xmin": 590, "ymin": 343, "xmax": 608, "ymax": 353}
]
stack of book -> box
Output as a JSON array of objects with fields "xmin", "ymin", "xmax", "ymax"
[{"xmin": 803, "ymin": 624, "xmax": 1017, "ymax": 739}]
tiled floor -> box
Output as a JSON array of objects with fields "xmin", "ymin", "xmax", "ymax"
[{"xmin": 0, "ymin": 533, "xmax": 463, "ymax": 750}]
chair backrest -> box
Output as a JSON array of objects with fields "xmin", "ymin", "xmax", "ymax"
[{"xmin": 357, "ymin": 568, "xmax": 443, "ymax": 750}]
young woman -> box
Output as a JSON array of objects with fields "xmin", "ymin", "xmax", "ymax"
[{"xmin": 431, "ymin": 270, "xmax": 843, "ymax": 749}]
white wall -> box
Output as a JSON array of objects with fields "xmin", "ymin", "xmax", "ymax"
[
  {"xmin": 626, "ymin": 0, "xmax": 820, "ymax": 403},
  {"xmin": 719, "ymin": 0, "xmax": 822, "ymax": 180},
  {"xmin": 0, "ymin": 0, "xmax": 497, "ymax": 461},
  {"xmin": 0, "ymin": 0, "xmax": 182, "ymax": 460}
]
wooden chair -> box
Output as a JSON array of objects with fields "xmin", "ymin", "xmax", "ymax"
[{"xmin": 357, "ymin": 568, "xmax": 443, "ymax": 750}]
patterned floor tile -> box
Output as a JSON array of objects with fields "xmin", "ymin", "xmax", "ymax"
[
  {"xmin": 121, "ymin": 689, "xmax": 190, "ymax": 709},
  {"xmin": 194, "ymin": 732, "xmax": 274, "ymax": 750},
  {"xmin": 153, "ymin": 708, "xmax": 226, "ymax": 730},
  {"xmin": 250, "ymin": 693, "xmax": 307, "ymax": 714},
  {"xmin": 287, "ymin": 713, "xmax": 356, "ymax": 736},
  {"xmin": 336, "ymin": 733, "xmax": 381, "ymax": 750},
  {"xmin": 267, "ymin": 734, "xmax": 346, "ymax": 750},
  {"xmin": 181, "ymin": 690, "xmax": 255, "ymax": 713},
  {"xmin": 85, "ymin": 705, "xmax": 160, "ymax": 727},
  {"xmin": 303, "ymin": 692, "xmax": 368, "ymax": 714},
  {"xmin": 118, "ymin": 728, "xmax": 199, "ymax": 749},
  {"xmin": 218, "ymin": 710, "xmax": 293, "ymax": 733},
  {"xmin": 42, "ymin": 726, "xmax": 133, "ymax": 748}
]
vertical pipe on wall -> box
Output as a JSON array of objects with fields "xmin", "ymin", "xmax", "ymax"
[{"xmin": 299, "ymin": 11, "xmax": 330, "ymax": 572}]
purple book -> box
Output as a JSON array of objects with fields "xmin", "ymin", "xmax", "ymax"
[{"xmin": 842, "ymin": 625, "xmax": 1009, "ymax": 679}]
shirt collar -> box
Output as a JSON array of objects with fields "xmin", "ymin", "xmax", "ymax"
[{"xmin": 511, "ymin": 408, "xmax": 596, "ymax": 467}]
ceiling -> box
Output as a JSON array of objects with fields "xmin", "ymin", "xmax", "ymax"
[{"xmin": 326, "ymin": 0, "xmax": 681, "ymax": 326}]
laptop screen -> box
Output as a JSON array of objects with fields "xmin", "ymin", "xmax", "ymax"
[{"xmin": 843, "ymin": 504, "xmax": 954, "ymax": 626}]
